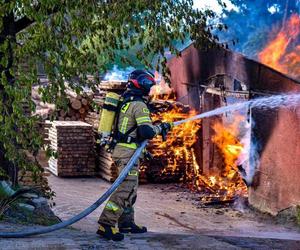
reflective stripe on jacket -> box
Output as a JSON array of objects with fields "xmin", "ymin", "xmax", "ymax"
[{"xmin": 116, "ymin": 100, "xmax": 158, "ymax": 149}]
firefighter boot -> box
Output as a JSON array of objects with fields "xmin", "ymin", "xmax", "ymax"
[
  {"xmin": 97, "ymin": 224, "xmax": 124, "ymax": 241},
  {"xmin": 119, "ymin": 221, "xmax": 147, "ymax": 234}
]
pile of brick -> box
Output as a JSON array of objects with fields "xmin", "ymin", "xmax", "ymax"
[{"xmin": 46, "ymin": 121, "xmax": 95, "ymax": 177}]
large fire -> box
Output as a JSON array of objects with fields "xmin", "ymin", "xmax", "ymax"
[
  {"xmin": 258, "ymin": 14, "xmax": 300, "ymax": 80},
  {"xmin": 151, "ymin": 101, "xmax": 201, "ymax": 176},
  {"xmin": 207, "ymin": 116, "xmax": 248, "ymax": 200},
  {"xmin": 187, "ymin": 115, "xmax": 248, "ymax": 202},
  {"xmin": 143, "ymin": 87, "xmax": 248, "ymax": 202},
  {"xmin": 139, "ymin": 91, "xmax": 201, "ymax": 182}
]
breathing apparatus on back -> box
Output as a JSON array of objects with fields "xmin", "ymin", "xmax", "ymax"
[
  {"xmin": 97, "ymin": 70, "xmax": 156, "ymax": 151},
  {"xmin": 97, "ymin": 92, "xmax": 121, "ymax": 148}
]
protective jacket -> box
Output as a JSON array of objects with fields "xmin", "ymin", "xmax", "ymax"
[
  {"xmin": 113, "ymin": 94, "xmax": 160, "ymax": 150},
  {"xmin": 98, "ymin": 92, "xmax": 159, "ymax": 228}
]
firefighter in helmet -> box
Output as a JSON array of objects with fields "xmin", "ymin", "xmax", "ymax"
[{"xmin": 97, "ymin": 70, "xmax": 172, "ymax": 241}]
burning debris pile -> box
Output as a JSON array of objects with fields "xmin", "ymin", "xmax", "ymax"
[
  {"xmin": 140, "ymin": 96, "xmax": 201, "ymax": 183},
  {"xmin": 191, "ymin": 116, "xmax": 248, "ymax": 203},
  {"xmin": 141, "ymin": 91, "xmax": 248, "ymax": 203},
  {"xmin": 259, "ymin": 14, "xmax": 300, "ymax": 80}
]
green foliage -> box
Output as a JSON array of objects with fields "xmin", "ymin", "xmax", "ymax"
[
  {"xmin": 0, "ymin": 186, "xmax": 39, "ymax": 217},
  {"xmin": 0, "ymin": 1, "xmax": 225, "ymax": 181},
  {"xmin": 0, "ymin": 168, "xmax": 7, "ymax": 179}
]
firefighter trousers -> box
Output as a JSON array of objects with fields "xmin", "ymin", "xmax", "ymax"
[{"xmin": 98, "ymin": 146, "xmax": 138, "ymax": 227}]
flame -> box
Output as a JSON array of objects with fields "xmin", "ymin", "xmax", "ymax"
[
  {"xmin": 148, "ymin": 102, "xmax": 201, "ymax": 175},
  {"xmin": 226, "ymin": 144, "xmax": 244, "ymax": 155},
  {"xmin": 258, "ymin": 14, "xmax": 300, "ymax": 80},
  {"xmin": 150, "ymin": 71, "xmax": 173, "ymax": 97},
  {"xmin": 189, "ymin": 115, "xmax": 248, "ymax": 202},
  {"xmin": 212, "ymin": 118, "xmax": 244, "ymax": 173},
  {"xmin": 208, "ymin": 116, "xmax": 247, "ymax": 200},
  {"xmin": 209, "ymin": 176, "xmax": 217, "ymax": 186},
  {"xmin": 141, "ymin": 92, "xmax": 248, "ymax": 203}
]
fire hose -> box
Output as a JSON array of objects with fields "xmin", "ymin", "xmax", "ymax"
[
  {"xmin": 0, "ymin": 115, "xmax": 199, "ymax": 238},
  {"xmin": 0, "ymin": 108, "xmax": 222, "ymax": 238},
  {"xmin": 0, "ymin": 141, "xmax": 147, "ymax": 238},
  {"xmin": 1, "ymin": 93, "xmax": 298, "ymax": 238}
]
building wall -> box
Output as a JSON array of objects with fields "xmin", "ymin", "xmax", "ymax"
[
  {"xmin": 167, "ymin": 45, "xmax": 202, "ymax": 110},
  {"xmin": 250, "ymin": 105, "xmax": 300, "ymax": 215},
  {"xmin": 249, "ymin": 56, "xmax": 300, "ymax": 214},
  {"xmin": 167, "ymin": 44, "xmax": 300, "ymax": 215}
]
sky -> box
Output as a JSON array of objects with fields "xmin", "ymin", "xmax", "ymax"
[{"xmin": 193, "ymin": 0, "xmax": 237, "ymax": 13}]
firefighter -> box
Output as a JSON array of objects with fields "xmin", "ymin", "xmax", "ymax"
[{"xmin": 97, "ymin": 70, "xmax": 172, "ymax": 241}]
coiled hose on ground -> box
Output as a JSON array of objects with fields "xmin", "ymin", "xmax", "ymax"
[{"xmin": 0, "ymin": 140, "xmax": 148, "ymax": 238}]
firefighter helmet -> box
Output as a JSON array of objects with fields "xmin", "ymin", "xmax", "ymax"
[{"xmin": 127, "ymin": 70, "xmax": 155, "ymax": 95}]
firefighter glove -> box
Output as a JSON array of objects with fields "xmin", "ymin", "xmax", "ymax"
[
  {"xmin": 159, "ymin": 122, "xmax": 172, "ymax": 141},
  {"xmin": 144, "ymin": 151, "xmax": 153, "ymax": 161}
]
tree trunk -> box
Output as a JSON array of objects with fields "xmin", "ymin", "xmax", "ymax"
[{"xmin": 0, "ymin": 13, "xmax": 18, "ymax": 186}]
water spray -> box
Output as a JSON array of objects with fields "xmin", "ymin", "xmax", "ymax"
[
  {"xmin": 0, "ymin": 93, "xmax": 299, "ymax": 238},
  {"xmin": 173, "ymin": 93, "xmax": 300, "ymax": 126}
]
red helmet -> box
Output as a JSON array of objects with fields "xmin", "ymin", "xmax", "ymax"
[{"xmin": 128, "ymin": 70, "xmax": 155, "ymax": 95}]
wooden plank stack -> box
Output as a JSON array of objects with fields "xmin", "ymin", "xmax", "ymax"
[
  {"xmin": 46, "ymin": 121, "xmax": 95, "ymax": 177},
  {"xmin": 18, "ymin": 168, "xmax": 51, "ymax": 196},
  {"xmin": 85, "ymin": 111, "xmax": 99, "ymax": 130},
  {"xmin": 98, "ymin": 80, "xmax": 127, "ymax": 94},
  {"xmin": 95, "ymin": 145, "xmax": 118, "ymax": 182}
]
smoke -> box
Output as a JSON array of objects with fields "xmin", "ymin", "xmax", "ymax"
[{"xmin": 103, "ymin": 65, "xmax": 135, "ymax": 81}]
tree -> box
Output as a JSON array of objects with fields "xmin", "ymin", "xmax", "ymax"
[{"xmin": 0, "ymin": 1, "xmax": 225, "ymax": 186}]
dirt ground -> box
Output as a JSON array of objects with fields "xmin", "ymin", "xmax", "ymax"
[{"xmin": 1, "ymin": 175, "xmax": 300, "ymax": 249}]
